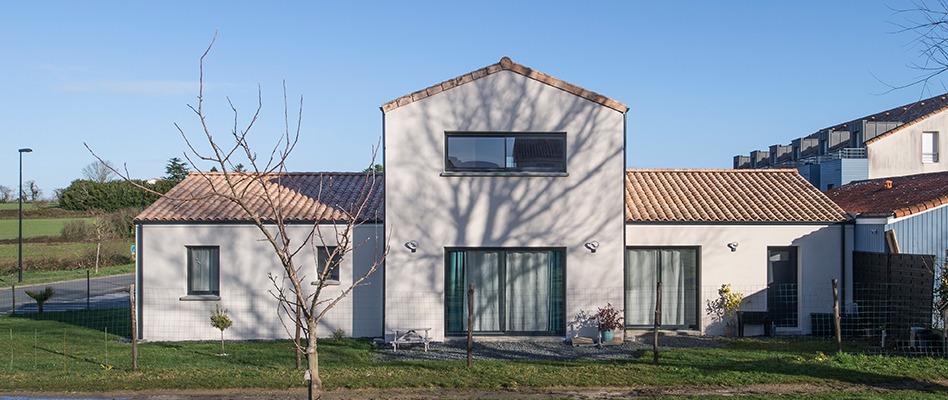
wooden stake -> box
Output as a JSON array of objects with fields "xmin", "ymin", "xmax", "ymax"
[
  {"xmin": 653, "ymin": 281, "xmax": 662, "ymax": 365},
  {"xmin": 832, "ymin": 279, "xmax": 842, "ymax": 354},
  {"xmin": 129, "ymin": 284, "xmax": 138, "ymax": 371},
  {"xmin": 467, "ymin": 284, "xmax": 474, "ymax": 368}
]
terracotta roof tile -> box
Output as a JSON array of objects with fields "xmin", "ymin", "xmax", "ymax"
[
  {"xmin": 825, "ymin": 171, "xmax": 948, "ymax": 218},
  {"xmin": 381, "ymin": 57, "xmax": 629, "ymax": 114},
  {"xmin": 625, "ymin": 169, "xmax": 846, "ymax": 223},
  {"xmin": 135, "ymin": 172, "xmax": 383, "ymax": 223}
]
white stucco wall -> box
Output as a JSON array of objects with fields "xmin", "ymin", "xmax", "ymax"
[
  {"xmin": 626, "ymin": 223, "xmax": 845, "ymax": 336},
  {"xmin": 868, "ymin": 110, "xmax": 948, "ymax": 178},
  {"xmin": 137, "ymin": 223, "xmax": 384, "ymax": 342},
  {"xmin": 383, "ymin": 70, "xmax": 627, "ymax": 340}
]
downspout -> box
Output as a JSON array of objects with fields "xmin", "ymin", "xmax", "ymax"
[
  {"xmin": 379, "ymin": 106, "xmax": 387, "ymax": 339},
  {"xmin": 621, "ymin": 107, "xmax": 629, "ymax": 333},
  {"xmin": 136, "ymin": 222, "xmax": 144, "ymax": 340}
]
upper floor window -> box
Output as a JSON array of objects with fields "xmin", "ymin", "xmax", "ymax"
[
  {"xmin": 923, "ymin": 131, "xmax": 939, "ymax": 163},
  {"xmin": 445, "ymin": 133, "xmax": 566, "ymax": 173}
]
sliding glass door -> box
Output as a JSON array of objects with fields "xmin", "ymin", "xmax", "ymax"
[
  {"xmin": 625, "ymin": 248, "xmax": 698, "ymax": 328},
  {"xmin": 445, "ymin": 248, "xmax": 565, "ymax": 335}
]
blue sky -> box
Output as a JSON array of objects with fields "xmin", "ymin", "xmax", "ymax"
[{"xmin": 0, "ymin": 1, "xmax": 942, "ymax": 194}]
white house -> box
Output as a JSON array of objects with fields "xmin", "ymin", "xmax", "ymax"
[
  {"xmin": 135, "ymin": 58, "xmax": 852, "ymax": 342},
  {"xmin": 624, "ymin": 169, "xmax": 848, "ymax": 336},
  {"xmin": 381, "ymin": 57, "xmax": 628, "ymax": 340},
  {"xmin": 134, "ymin": 172, "xmax": 384, "ymax": 341}
]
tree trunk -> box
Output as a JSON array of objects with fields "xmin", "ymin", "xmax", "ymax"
[
  {"xmin": 306, "ymin": 320, "xmax": 321, "ymax": 399},
  {"xmin": 220, "ymin": 330, "xmax": 225, "ymax": 355},
  {"xmin": 94, "ymin": 242, "xmax": 101, "ymax": 274}
]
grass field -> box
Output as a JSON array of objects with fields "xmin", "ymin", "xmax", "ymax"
[
  {"xmin": 0, "ymin": 203, "xmax": 41, "ymax": 211},
  {"xmin": 0, "ymin": 315, "xmax": 945, "ymax": 395},
  {"xmin": 0, "ymin": 263, "xmax": 133, "ymax": 288},
  {"xmin": 0, "ymin": 217, "xmax": 95, "ymax": 240},
  {"xmin": 0, "ymin": 241, "xmax": 133, "ymax": 263}
]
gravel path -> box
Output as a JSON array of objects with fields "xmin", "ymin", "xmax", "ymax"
[{"xmin": 374, "ymin": 335, "xmax": 725, "ymax": 362}]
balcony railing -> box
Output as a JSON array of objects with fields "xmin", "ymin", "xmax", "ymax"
[{"xmin": 768, "ymin": 147, "xmax": 867, "ymax": 168}]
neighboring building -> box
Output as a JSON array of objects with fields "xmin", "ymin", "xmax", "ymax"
[
  {"xmin": 625, "ymin": 169, "xmax": 848, "ymax": 336},
  {"xmin": 734, "ymin": 94, "xmax": 948, "ymax": 191},
  {"xmin": 825, "ymin": 171, "xmax": 948, "ymax": 261},
  {"xmin": 134, "ymin": 172, "xmax": 385, "ymax": 341},
  {"xmin": 381, "ymin": 57, "xmax": 629, "ymax": 341}
]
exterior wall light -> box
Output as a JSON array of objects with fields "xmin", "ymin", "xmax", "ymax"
[
  {"xmin": 727, "ymin": 242, "xmax": 739, "ymax": 252},
  {"xmin": 584, "ymin": 241, "xmax": 599, "ymax": 253},
  {"xmin": 405, "ymin": 240, "xmax": 418, "ymax": 253}
]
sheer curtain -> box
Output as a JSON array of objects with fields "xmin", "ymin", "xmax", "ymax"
[
  {"xmin": 505, "ymin": 251, "xmax": 550, "ymax": 332},
  {"xmin": 625, "ymin": 249, "xmax": 657, "ymax": 325},
  {"xmin": 466, "ymin": 251, "xmax": 501, "ymax": 331}
]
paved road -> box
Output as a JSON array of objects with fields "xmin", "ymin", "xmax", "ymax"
[{"xmin": 0, "ymin": 273, "xmax": 133, "ymax": 314}]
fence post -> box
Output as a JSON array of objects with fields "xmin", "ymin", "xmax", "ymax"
[
  {"xmin": 467, "ymin": 284, "xmax": 474, "ymax": 368},
  {"xmin": 653, "ymin": 281, "xmax": 662, "ymax": 365},
  {"xmin": 129, "ymin": 284, "xmax": 138, "ymax": 371},
  {"xmin": 833, "ymin": 279, "xmax": 842, "ymax": 354},
  {"xmin": 86, "ymin": 270, "xmax": 90, "ymax": 310}
]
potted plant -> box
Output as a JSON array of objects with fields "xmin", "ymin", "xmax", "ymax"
[
  {"xmin": 706, "ymin": 283, "xmax": 744, "ymax": 336},
  {"xmin": 595, "ymin": 303, "xmax": 624, "ymax": 343}
]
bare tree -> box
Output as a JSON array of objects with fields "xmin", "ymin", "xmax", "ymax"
[
  {"xmin": 889, "ymin": 0, "xmax": 948, "ymax": 91},
  {"xmin": 0, "ymin": 185, "xmax": 11, "ymax": 202},
  {"xmin": 81, "ymin": 160, "xmax": 117, "ymax": 183},
  {"xmin": 87, "ymin": 35, "xmax": 387, "ymax": 398},
  {"xmin": 26, "ymin": 180, "xmax": 41, "ymax": 202}
]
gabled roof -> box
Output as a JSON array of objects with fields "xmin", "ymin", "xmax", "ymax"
[
  {"xmin": 381, "ymin": 57, "xmax": 628, "ymax": 114},
  {"xmin": 135, "ymin": 172, "xmax": 384, "ymax": 223},
  {"xmin": 815, "ymin": 92, "xmax": 948, "ymax": 145},
  {"xmin": 824, "ymin": 171, "xmax": 948, "ymax": 218},
  {"xmin": 625, "ymin": 169, "xmax": 847, "ymax": 223}
]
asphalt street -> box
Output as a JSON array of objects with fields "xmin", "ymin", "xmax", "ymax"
[{"xmin": 0, "ymin": 273, "xmax": 133, "ymax": 314}]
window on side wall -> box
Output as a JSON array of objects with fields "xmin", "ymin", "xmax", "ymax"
[
  {"xmin": 314, "ymin": 246, "xmax": 341, "ymax": 285},
  {"xmin": 187, "ymin": 246, "xmax": 220, "ymax": 296},
  {"xmin": 444, "ymin": 132, "xmax": 566, "ymax": 174},
  {"xmin": 923, "ymin": 131, "xmax": 939, "ymax": 163}
]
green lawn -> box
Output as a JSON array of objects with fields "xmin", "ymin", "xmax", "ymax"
[
  {"xmin": 0, "ymin": 317, "xmax": 945, "ymax": 394},
  {"xmin": 0, "ymin": 217, "xmax": 95, "ymax": 240}
]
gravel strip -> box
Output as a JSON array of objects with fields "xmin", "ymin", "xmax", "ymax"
[{"xmin": 374, "ymin": 335, "xmax": 724, "ymax": 362}]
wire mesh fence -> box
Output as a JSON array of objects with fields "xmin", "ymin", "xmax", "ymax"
[
  {"xmin": 0, "ymin": 273, "xmax": 945, "ymax": 374},
  {"xmin": 0, "ymin": 272, "xmax": 134, "ymax": 371}
]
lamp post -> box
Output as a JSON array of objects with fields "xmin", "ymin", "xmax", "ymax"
[{"xmin": 18, "ymin": 147, "xmax": 32, "ymax": 283}]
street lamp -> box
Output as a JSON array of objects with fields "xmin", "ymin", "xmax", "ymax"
[{"xmin": 18, "ymin": 147, "xmax": 32, "ymax": 283}]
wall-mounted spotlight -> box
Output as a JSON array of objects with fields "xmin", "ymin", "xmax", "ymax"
[
  {"xmin": 404, "ymin": 240, "xmax": 419, "ymax": 253},
  {"xmin": 727, "ymin": 242, "xmax": 739, "ymax": 252},
  {"xmin": 584, "ymin": 241, "xmax": 599, "ymax": 253}
]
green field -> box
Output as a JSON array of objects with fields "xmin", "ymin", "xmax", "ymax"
[
  {"xmin": 0, "ymin": 263, "xmax": 133, "ymax": 287},
  {"xmin": 0, "ymin": 202, "xmax": 41, "ymax": 211},
  {"xmin": 0, "ymin": 217, "xmax": 95, "ymax": 240}
]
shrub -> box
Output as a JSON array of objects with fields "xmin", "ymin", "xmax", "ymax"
[{"xmin": 61, "ymin": 220, "xmax": 93, "ymax": 241}]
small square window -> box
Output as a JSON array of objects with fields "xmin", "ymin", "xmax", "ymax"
[
  {"xmin": 187, "ymin": 246, "xmax": 220, "ymax": 296},
  {"xmin": 315, "ymin": 246, "xmax": 341, "ymax": 283}
]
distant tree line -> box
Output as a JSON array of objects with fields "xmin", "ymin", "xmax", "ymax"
[{"xmin": 57, "ymin": 179, "xmax": 178, "ymax": 211}]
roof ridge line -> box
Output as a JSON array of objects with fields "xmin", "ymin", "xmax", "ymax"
[{"xmin": 381, "ymin": 57, "xmax": 628, "ymax": 113}]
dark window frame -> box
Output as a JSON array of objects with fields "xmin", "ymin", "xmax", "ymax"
[
  {"xmin": 624, "ymin": 246, "xmax": 701, "ymax": 330},
  {"xmin": 186, "ymin": 245, "xmax": 220, "ymax": 296},
  {"xmin": 443, "ymin": 132, "xmax": 567, "ymax": 175},
  {"xmin": 314, "ymin": 245, "xmax": 341, "ymax": 284},
  {"xmin": 444, "ymin": 247, "xmax": 566, "ymax": 336}
]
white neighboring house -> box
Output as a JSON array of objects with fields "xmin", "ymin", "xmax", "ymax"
[
  {"xmin": 134, "ymin": 172, "xmax": 385, "ymax": 341},
  {"xmin": 381, "ymin": 57, "xmax": 629, "ymax": 341},
  {"xmin": 624, "ymin": 169, "xmax": 849, "ymax": 336}
]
